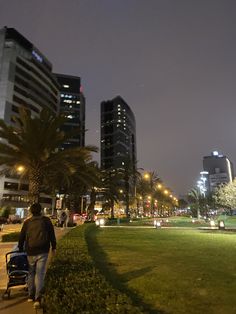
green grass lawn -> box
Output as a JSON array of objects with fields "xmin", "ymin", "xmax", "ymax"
[
  {"xmin": 108, "ymin": 216, "xmax": 213, "ymax": 228},
  {"xmin": 86, "ymin": 226, "xmax": 236, "ymax": 314}
]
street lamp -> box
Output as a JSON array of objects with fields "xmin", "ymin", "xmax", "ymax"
[{"xmin": 17, "ymin": 165, "xmax": 25, "ymax": 173}]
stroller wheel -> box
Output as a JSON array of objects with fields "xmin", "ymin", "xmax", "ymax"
[{"xmin": 2, "ymin": 289, "xmax": 10, "ymax": 299}]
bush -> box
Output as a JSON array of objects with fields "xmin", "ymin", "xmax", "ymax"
[
  {"xmin": 0, "ymin": 206, "xmax": 11, "ymax": 218},
  {"xmin": 2, "ymin": 232, "xmax": 20, "ymax": 242},
  {"xmin": 43, "ymin": 225, "xmax": 144, "ymax": 313}
]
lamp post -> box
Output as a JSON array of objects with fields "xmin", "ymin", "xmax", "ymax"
[{"xmin": 197, "ymin": 172, "xmax": 209, "ymax": 219}]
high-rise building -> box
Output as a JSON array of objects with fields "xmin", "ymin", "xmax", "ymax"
[
  {"xmin": 0, "ymin": 27, "xmax": 60, "ymax": 211},
  {"xmin": 54, "ymin": 74, "xmax": 85, "ymax": 149},
  {"xmin": 101, "ymin": 96, "xmax": 137, "ymax": 172},
  {"xmin": 203, "ymin": 151, "xmax": 234, "ymax": 192}
]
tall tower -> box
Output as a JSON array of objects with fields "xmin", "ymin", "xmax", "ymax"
[
  {"xmin": 203, "ymin": 151, "xmax": 234, "ymax": 192},
  {"xmin": 101, "ymin": 96, "xmax": 136, "ymax": 172},
  {"xmin": 0, "ymin": 27, "xmax": 60, "ymax": 210},
  {"xmin": 54, "ymin": 74, "xmax": 85, "ymax": 148}
]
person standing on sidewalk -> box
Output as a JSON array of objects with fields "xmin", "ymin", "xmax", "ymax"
[{"xmin": 18, "ymin": 203, "xmax": 56, "ymax": 309}]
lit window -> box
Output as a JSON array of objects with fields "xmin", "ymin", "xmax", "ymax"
[
  {"xmin": 63, "ymin": 85, "xmax": 69, "ymax": 88},
  {"xmin": 76, "ymin": 101, "xmax": 80, "ymax": 104},
  {"xmin": 61, "ymin": 94, "xmax": 64, "ymax": 97}
]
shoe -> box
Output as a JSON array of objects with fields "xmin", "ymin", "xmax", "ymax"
[
  {"xmin": 33, "ymin": 301, "xmax": 41, "ymax": 309},
  {"xmin": 27, "ymin": 297, "xmax": 34, "ymax": 302}
]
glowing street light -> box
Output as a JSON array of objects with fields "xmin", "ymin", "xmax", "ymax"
[
  {"xmin": 16, "ymin": 165, "xmax": 25, "ymax": 173},
  {"xmin": 144, "ymin": 173, "xmax": 150, "ymax": 180}
]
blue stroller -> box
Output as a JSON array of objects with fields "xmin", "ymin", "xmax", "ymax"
[{"xmin": 2, "ymin": 250, "xmax": 29, "ymax": 299}]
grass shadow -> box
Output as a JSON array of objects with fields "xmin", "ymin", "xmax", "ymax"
[{"xmin": 85, "ymin": 226, "xmax": 167, "ymax": 314}]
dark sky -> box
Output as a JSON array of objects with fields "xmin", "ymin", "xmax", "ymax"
[{"xmin": 1, "ymin": 0, "xmax": 236, "ymax": 197}]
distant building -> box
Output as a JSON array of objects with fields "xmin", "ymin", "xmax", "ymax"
[
  {"xmin": 100, "ymin": 95, "xmax": 137, "ymax": 172},
  {"xmin": 100, "ymin": 95, "xmax": 137, "ymax": 214},
  {"xmin": 0, "ymin": 27, "xmax": 60, "ymax": 209},
  {"xmin": 203, "ymin": 151, "xmax": 234, "ymax": 192},
  {"xmin": 54, "ymin": 74, "xmax": 85, "ymax": 148}
]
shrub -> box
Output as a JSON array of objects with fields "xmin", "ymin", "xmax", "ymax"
[
  {"xmin": 0, "ymin": 206, "xmax": 11, "ymax": 218},
  {"xmin": 2, "ymin": 232, "xmax": 20, "ymax": 242},
  {"xmin": 43, "ymin": 225, "xmax": 144, "ymax": 313}
]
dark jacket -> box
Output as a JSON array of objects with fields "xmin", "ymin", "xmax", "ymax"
[{"xmin": 18, "ymin": 215, "xmax": 56, "ymax": 256}]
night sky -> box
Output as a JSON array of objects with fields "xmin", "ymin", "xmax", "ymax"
[{"xmin": 1, "ymin": 0, "xmax": 236, "ymax": 197}]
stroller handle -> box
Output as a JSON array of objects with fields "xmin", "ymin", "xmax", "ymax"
[{"xmin": 5, "ymin": 250, "xmax": 26, "ymax": 264}]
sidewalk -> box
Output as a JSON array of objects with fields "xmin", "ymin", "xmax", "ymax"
[{"xmin": 0, "ymin": 227, "xmax": 69, "ymax": 314}]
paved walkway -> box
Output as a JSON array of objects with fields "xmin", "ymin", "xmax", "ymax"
[{"xmin": 0, "ymin": 226, "xmax": 69, "ymax": 314}]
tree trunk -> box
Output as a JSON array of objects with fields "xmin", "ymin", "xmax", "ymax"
[
  {"xmin": 110, "ymin": 199, "xmax": 114, "ymax": 219},
  {"xmin": 28, "ymin": 169, "xmax": 42, "ymax": 204},
  {"xmin": 87, "ymin": 188, "xmax": 96, "ymax": 220}
]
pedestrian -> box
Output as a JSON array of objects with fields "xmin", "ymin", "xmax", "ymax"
[
  {"xmin": 60, "ymin": 210, "xmax": 67, "ymax": 228},
  {"xmin": 65, "ymin": 208, "xmax": 70, "ymax": 227},
  {"xmin": 18, "ymin": 203, "xmax": 56, "ymax": 309}
]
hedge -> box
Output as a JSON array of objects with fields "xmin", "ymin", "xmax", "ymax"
[
  {"xmin": 1, "ymin": 232, "xmax": 20, "ymax": 242},
  {"xmin": 43, "ymin": 224, "xmax": 144, "ymax": 313}
]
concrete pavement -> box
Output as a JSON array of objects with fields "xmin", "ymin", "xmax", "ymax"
[{"xmin": 0, "ymin": 225, "xmax": 69, "ymax": 314}]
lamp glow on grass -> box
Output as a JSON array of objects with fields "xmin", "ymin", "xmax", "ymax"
[{"xmin": 86, "ymin": 226, "xmax": 236, "ymax": 314}]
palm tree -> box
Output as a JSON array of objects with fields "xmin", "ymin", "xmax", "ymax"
[
  {"xmin": 0, "ymin": 107, "xmax": 98, "ymax": 203},
  {"xmin": 141, "ymin": 171, "xmax": 161, "ymax": 215},
  {"xmin": 188, "ymin": 188, "xmax": 201, "ymax": 219},
  {"xmin": 121, "ymin": 157, "xmax": 141, "ymax": 218},
  {"xmin": 52, "ymin": 160, "xmax": 100, "ymax": 212},
  {"xmin": 101, "ymin": 169, "xmax": 122, "ymax": 218}
]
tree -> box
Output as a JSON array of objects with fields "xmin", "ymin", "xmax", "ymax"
[
  {"xmin": 101, "ymin": 169, "xmax": 122, "ymax": 218},
  {"xmin": 139, "ymin": 171, "xmax": 161, "ymax": 215},
  {"xmin": 55, "ymin": 160, "xmax": 100, "ymax": 212},
  {"xmin": 0, "ymin": 107, "xmax": 97, "ymax": 203},
  {"xmin": 178, "ymin": 198, "xmax": 188, "ymax": 209},
  {"xmin": 214, "ymin": 179, "xmax": 236, "ymax": 210},
  {"xmin": 188, "ymin": 188, "xmax": 201, "ymax": 219}
]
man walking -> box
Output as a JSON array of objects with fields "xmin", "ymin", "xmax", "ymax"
[{"xmin": 18, "ymin": 203, "xmax": 56, "ymax": 309}]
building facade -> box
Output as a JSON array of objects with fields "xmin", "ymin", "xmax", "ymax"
[
  {"xmin": 100, "ymin": 95, "xmax": 137, "ymax": 215},
  {"xmin": 203, "ymin": 151, "xmax": 234, "ymax": 192},
  {"xmin": 0, "ymin": 27, "xmax": 60, "ymax": 211},
  {"xmin": 54, "ymin": 74, "xmax": 85, "ymax": 149},
  {"xmin": 101, "ymin": 95, "xmax": 137, "ymax": 172}
]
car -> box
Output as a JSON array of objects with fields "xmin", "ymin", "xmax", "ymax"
[{"xmin": 8, "ymin": 215, "xmax": 22, "ymax": 224}]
